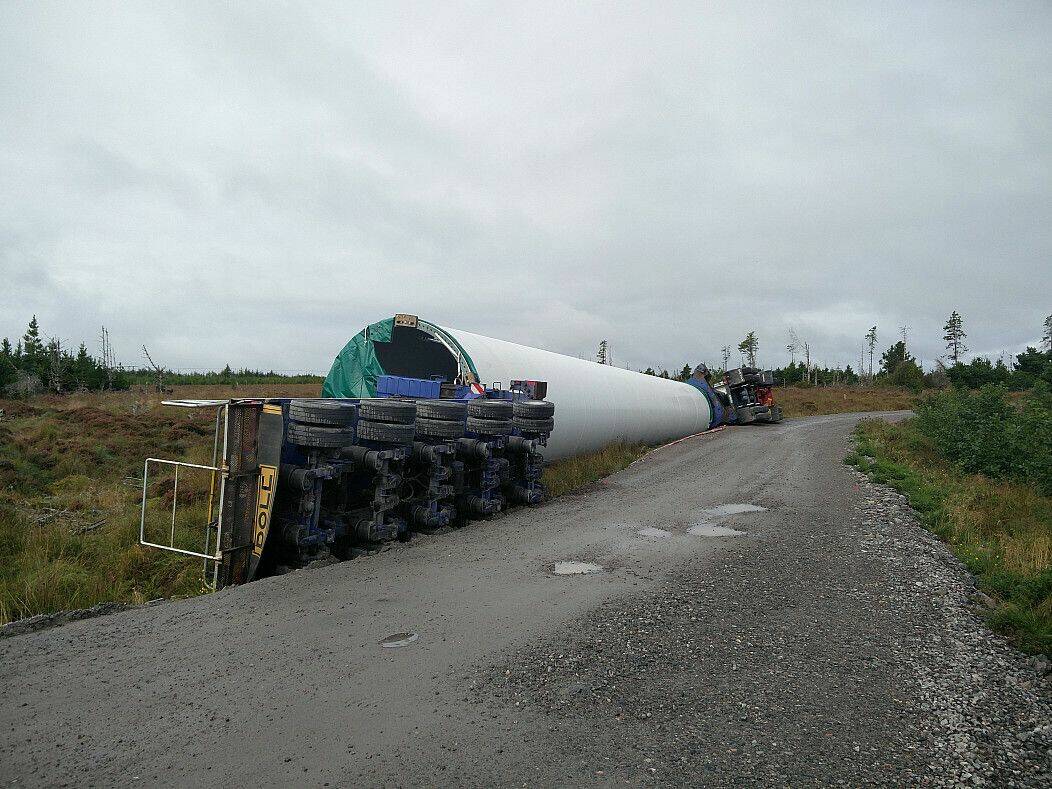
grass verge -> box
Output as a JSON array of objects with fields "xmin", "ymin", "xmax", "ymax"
[
  {"xmin": 847, "ymin": 418, "xmax": 1052, "ymax": 654},
  {"xmin": 541, "ymin": 442, "xmax": 650, "ymax": 498}
]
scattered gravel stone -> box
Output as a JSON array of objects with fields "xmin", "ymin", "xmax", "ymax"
[{"xmin": 473, "ymin": 459, "xmax": 1051, "ymax": 786}]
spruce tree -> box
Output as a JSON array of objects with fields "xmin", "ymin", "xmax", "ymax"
[
  {"xmin": 22, "ymin": 315, "xmax": 43, "ymax": 361},
  {"xmin": 596, "ymin": 340, "xmax": 608, "ymax": 365},
  {"xmin": 943, "ymin": 311, "xmax": 968, "ymax": 365},
  {"xmin": 865, "ymin": 326, "xmax": 878, "ymax": 380},
  {"xmin": 737, "ymin": 332, "xmax": 758, "ymax": 368}
]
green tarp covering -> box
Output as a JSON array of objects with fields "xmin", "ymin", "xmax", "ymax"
[
  {"xmin": 322, "ymin": 317, "xmax": 481, "ymax": 398},
  {"xmin": 321, "ymin": 317, "xmax": 393, "ymax": 398}
]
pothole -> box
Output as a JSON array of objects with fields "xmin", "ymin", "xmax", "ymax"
[
  {"xmin": 688, "ymin": 522, "xmax": 745, "ymax": 537},
  {"xmin": 552, "ymin": 561, "xmax": 603, "ymax": 575},
  {"xmin": 700, "ymin": 503, "xmax": 767, "ymax": 518},
  {"xmin": 379, "ymin": 632, "xmax": 419, "ymax": 648},
  {"xmin": 637, "ymin": 527, "xmax": 672, "ymax": 538}
]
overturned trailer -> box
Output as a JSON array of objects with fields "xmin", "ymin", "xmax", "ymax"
[{"xmin": 140, "ymin": 313, "xmax": 779, "ymax": 588}]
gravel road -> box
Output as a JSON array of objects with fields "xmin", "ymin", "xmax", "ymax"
[{"xmin": 1, "ymin": 411, "xmax": 1048, "ymax": 787}]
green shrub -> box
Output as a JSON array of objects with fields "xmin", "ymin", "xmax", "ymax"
[
  {"xmin": 915, "ymin": 383, "xmax": 1052, "ymax": 495},
  {"xmin": 888, "ymin": 359, "xmax": 925, "ymax": 392}
]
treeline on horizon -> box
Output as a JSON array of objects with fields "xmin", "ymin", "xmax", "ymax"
[
  {"xmin": 618, "ymin": 311, "xmax": 1052, "ymax": 394},
  {"xmin": 3, "ymin": 311, "xmax": 1050, "ymax": 398},
  {"xmin": 0, "ymin": 316, "xmax": 321, "ymax": 396}
]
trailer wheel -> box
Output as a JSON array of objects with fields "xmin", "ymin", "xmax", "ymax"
[
  {"xmin": 467, "ymin": 399, "xmax": 513, "ymax": 419},
  {"xmin": 356, "ymin": 419, "xmax": 415, "ymax": 444},
  {"xmin": 513, "ymin": 416, "xmax": 555, "ymax": 433},
  {"xmin": 289, "ymin": 399, "xmax": 356, "ymax": 427},
  {"xmin": 415, "ymin": 417, "xmax": 466, "ymax": 439},
  {"xmin": 415, "ymin": 400, "xmax": 467, "ymax": 420},
  {"xmin": 287, "ymin": 423, "xmax": 354, "ymax": 449},
  {"xmin": 466, "ymin": 415, "xmax": 512, "ymax": 436},
  {"xmin": 358, "ymin": 399, "xmax": 417, "ymax": 424},
  {"xmin": 513, "ymin": 400, "xmax": 555, "ymax": 419}
]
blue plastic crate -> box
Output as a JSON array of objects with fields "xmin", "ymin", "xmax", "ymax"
[{"xmin": 376, "ymin": 375, "xmax": 442, "ymax": 399}]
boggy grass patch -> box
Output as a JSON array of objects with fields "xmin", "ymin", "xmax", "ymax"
[
  {"xmin": 848, "ymin": 418, "xmax": 1052, "ymax": 654},
  {"xmin": 0, "ymin": 498, "xmax": 207, "ymax": 624},
  {"xmin": 0, "ymin": 396, "xmax": 216, "ymax": 624}
]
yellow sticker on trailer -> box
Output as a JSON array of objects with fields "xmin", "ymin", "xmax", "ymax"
[{"xmin": 252, "ymin": 463, "xmax": 278, "ymax": 558}]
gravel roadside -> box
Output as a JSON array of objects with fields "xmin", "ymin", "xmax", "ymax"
[{"xmin": 475, "ymin": 440, "xmax": 1051, "ymax": 786}]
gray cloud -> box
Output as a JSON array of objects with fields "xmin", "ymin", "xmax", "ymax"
[{"xmin": 2, "ymin": 1, "xmax": 1049, "ymax": 375}]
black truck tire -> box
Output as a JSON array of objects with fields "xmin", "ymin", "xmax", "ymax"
[
  {"xmin": 287, "ymin": 423, "xmax": 354, "ymax": 449},
  {"xmin": 356, "ymin": 419, "xmax": 415, "ymax": 444},
  {"xmin": 288, "ymin": 399, "xmax": 356, "ymax": 427},
  {"xmin": 467, "ymin": 399, "xmax": 513, "ymax": 419},
  {"xmin": 466, "ymin": 416, "xmax": 513, "ymax": 436},
  {"xmin": 358, "ymin": 399, "xmax": 417, "ymax": 424},
  {"xmin": 415, "ymin": 400, "xmax": 467, "ymax": 420},
  {"xmin": 513, "ymin": 400, "xmax": 555, "ymax": 419},
  {"xmin": 415, "ymin": 417, "xmax": 466, "ymax": 439},
  {"xmin": 513, "ymin": 416, "xmax": 555, "ymax": 433}
]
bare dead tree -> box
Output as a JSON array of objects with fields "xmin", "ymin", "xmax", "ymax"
[
  {"xmin": 786, "ymin": 328, "xmax": 799, "ymax": 366},
  {"xmin": 98, "ymin": 326, "xmax": 116, "ymax": 390},
  {"xmin": 142, "ymin": 345, "xmax": 168, "ymax": 393}
]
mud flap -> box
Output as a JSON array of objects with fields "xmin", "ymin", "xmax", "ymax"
[{"xmin": 246, "ymin": 403, "xmax": 283, "ymax": 582}]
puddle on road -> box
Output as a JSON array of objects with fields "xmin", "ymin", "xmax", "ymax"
[
  {"xmin": 637, "ymin": 527, "xmax": 672, "ymax": 538},
  {"xmin": 379, "ymin": 632, "xmax": 419, "ymax": 648},
  {"xmin": 552, "ymin": 561, "xmax": 603, "ymax": 575},
  {"xmin": 700, "ymin": 503, "xmax": 767, "ymax": 518},
  {"xmin": 688, "ymin": 522, "xmax": 745, "ymax": 537}
]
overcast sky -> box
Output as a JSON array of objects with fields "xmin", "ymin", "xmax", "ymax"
[{"xmin": 2, "ymin": 1, "xmax": 1049, "ymax": 375}]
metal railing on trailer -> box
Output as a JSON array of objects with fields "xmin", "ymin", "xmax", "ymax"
[{"xmin": 139, "ymin": 399, "xmax": 231, "ymax": 589}]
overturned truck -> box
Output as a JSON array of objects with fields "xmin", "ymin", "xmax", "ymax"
[{"xmin": 140, "ymin": 313, "xmax": 780, "ymax": 588}]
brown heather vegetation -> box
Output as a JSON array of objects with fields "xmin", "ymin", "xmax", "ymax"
[{"xmin": 775, "ymin": 385, "xmax": 916, "ymax": 418}]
